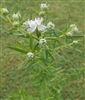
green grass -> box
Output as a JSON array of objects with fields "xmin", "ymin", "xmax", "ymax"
[{"xmin": 0, "ymin": 0, "xmax": 85, "ymax": 99}]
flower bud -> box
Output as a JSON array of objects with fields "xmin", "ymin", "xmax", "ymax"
[
  {"xmin": 18, "ymin": 12, "xmax": 21, "ymax": 18},
  {"xmin": 27, "ymin": 52, "xmax": 34, "ymax": 59},
  {"xmin": 12, "ymin": 12, "xmax": 21, "ymax": 20},
  {"xmin": 40, "ymin": 3, "xmax": 49, "ymax": 11},
  {"xmin": 12, "ymin": 14, "xmax": 18, "ymax": 20},
  {"xmin": 70, "ymin": 24, "xmax": 78, "ymax": 32},
  {"xmin": 66, "ymin": 32, "xmax": 72, "ymax": 36},
  {"xmin": 39, "ymin": 11, "xmax": 45, "ymax": 17},
  {"xmin": 13, "ymin": 21, "xmax": 19, "ymax": 27},
  {"xmin": 22, "ymin": 21, "xmax": 29, "ymax": 30},
  {"xmin": 73, "ymin": 40, "xmax": 78, "ymax": 44},
  {"xmin": 39, "ymin": 38, "xmax": 46, "ymax": 45},
  {"xmin": 74, "ymin": 27, "xmax": 78, "ymax": 32},
  {"xmin": 2, "ymin": 8, "xmax": 8, "ymax": 15},
  {"xmin": 47, "ymin": 22, "xmax": 55, "ymax": 30}
]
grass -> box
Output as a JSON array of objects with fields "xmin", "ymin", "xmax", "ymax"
[{"xmin": 0, "ymin": 0, "xmax": 85, "ymax": 99}]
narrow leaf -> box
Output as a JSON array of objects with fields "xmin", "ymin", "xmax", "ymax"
[{"xmin": 8, "ymin": 46, "xmax": 28, "ymax": 54}]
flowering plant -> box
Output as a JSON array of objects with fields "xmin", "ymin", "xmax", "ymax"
[{"xmin": 0, "ymin": 3, "xmax": 83, "ymax": 100}]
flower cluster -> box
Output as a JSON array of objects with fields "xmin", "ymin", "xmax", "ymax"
[
  {"xmin": 66, "ymin": 24, "xmax": 78, "ymax": 36},
  {"xmin": 40, "ymin": 3, "xmax": 49, "ymax": 11},
  {"xmin": 28, "ymin": 18, "xmax": 46, "ymax": 33},
  {"xmin": 22, "ymin": 21, "xmax": 29, "ymax": 30},
  {"xmin": 22, "ymin": 3, "xmax": 55, "ymax": 34},
  {"xmin": 2, "ymin": 8, "xmax": 8, "ymax": 15},
  {"xmin": 12, "ymin": 13, "xmax": 21, "ymax": 20},
  {"xmin": 47, "ymin": 22, "xmax": 55, "ymax": 30},
  {"xmin": 70, "ymin": 24, "xmax": 78, "ymax": 32},
  {"xmin": 22, "ymin": 17, "xmax": 46, "ymax": 33},
  {"xmin": 0, "ymin": 3, "xmax": 82, "ymax": 100},
  {"xmin": 27, "ymin": 52, "xmax": 34, "ymax": 59},
  {"xmin": 22, "ymin": 19, "xmax": 55, "ymax": 33},
  {"xmin": 39, "ymin": 3, "xmax": 49, "ymax": 17},
  {"xmin": 12, "ymin": 12, "xmax": 21, "ymax": 27},
  {"xmin": 0, "ymin": 3, "xmax": 80, "ymax": 61},
  {"xmin": 39, "ymin": 38, "xmax": 46, "ymax": 45}
]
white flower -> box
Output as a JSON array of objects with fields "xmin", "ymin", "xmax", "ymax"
[
  {"xmin": 47, "ymin": 22, "xmax": 55, "ymax": 30},
  {"xmin": 27, "ymin": 52, "xmax": 34, "ymax": 59},
  {"xmin": 39, "ymin": 38, "xmax": 46, "ymax": 45},
  {"xmin": 40, "ymin": 3, "xmax": 49, "ymax": 11},
  {"xmin": 66, "ymin": 32, "xmax": 72, "ymax": 36},
  {"xmin": 2, "ymin": 8, "xmax": 8, "ymax": 14},
  {"xmin": 12, "ymin": 13, "xmax": 21, "ymax": 20},
  {"xmin": 74, "ymin": 27, "xmax": 78, "ymax": 32},
  {"xmin": 22, "ymin": 21, "xmax": 29, "ymax": 30},
  {"xmin": 27, "ymin": 17, "xmax": 46, "ymax": 33},
  {"xmin": 73, "ymin": 40, "xmax": 78, "ymax": 44},
  {"xmin": 12, "ymin": 14, "xmax": 19, "ymax": 20},
  {"xmin": 70, "ymin": 24, "xmax": 78, "ymax": 32},
  {"xmin": 13, "ymin": 21, "xmax": 19, "ymax": 27}
]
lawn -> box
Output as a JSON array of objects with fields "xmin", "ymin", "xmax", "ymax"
[{"xmin": 0, "ymin": 0, "xmax": 85, "ymax": 99}]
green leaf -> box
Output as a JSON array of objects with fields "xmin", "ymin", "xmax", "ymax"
[
  {"xmin": 19, "ymin": 59, "xmax": 35, "ymax": 69},
  {"xmin": 29, "ymin": 34, "xmax": 33, "ymax": 50},
  {"xmin": 31, "ymin": 7, "xmax": 39, "ymax": 14},
  {"xmin": 7, "ymin": 27, "xmax": 17, "ymax": 34},
  {"xmin": 12, "ymin": 3, "xmax": 19, "ymax": 13},
  {"xmin": 0, "ymin": 8, "xmax": 2, "ymax": 12},
  {"xmin": 32, "ymin": 43, "xmax": 39, "ymax": 52},
  {"xmin": 45, "ymin": 49, "xmax": 49, "ymax": 59},
  {"xmin": 6, "ymin": 16, "xmax": 11, "ymax": 23},
  {"xmin": 0, "ymin": 13, "xmax": 7, "ymax": 21},
  {"xmin": 56, "ymin": 52, "xmax": 67, "ymax": 61},
  {"xmin": 72, "ymin": 35, "xmax": 84, "ymax": 38},
  {"xmin": 36, "ymin": 27, "xmax": 41, "ymax": 38},
  {"xmin": 26, "ymin": 60, "xmax": 34, "ymax": 69},
  {"xmin": 14, "ymin": 40, "xmax": 21, "ymax": 48},
  {"xmin": 19, "ymin": 28, "xmax": 29, "ymax": 37},
  {"xmin": 13, "ymin": 33, "xmax": 29, "ymax": 38},
  {"xmin": 8, "ymin": 46, "xmax": 28, "ymax": 54},
  {"xmin": 18, "ymin": 59, "xmax": 30, "ymax": 69},
  {"xmin": 40, "ymin": 57, "xmax": 49, "ymax": 66},
  {"xmin": 42, "ymin": 48, "xmax": 46, "ymax": 59},
  {"xmin": 46, "ymin": 49, "xmax": 55, "ymax": 60},
  {"xmin": 29, "ymin": 8, "xmax": 33, "ymax": 20},
  {"xmin": 46, "ymin": 37, "xmax": 57, "ymax": 40}
]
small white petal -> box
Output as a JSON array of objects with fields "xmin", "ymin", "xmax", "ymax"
[
  {"xmin": 35, "ymin": 17, "xmax": 43, "ymax": 25},
  {"xmin": 27, "ymin": 27, "xmax": 36, "ymax": 33},
  {"xmin": 28, "ymin": 20, "xmax": 36, "ymax": 27},
  {"xmin": 38, "ymin": 25, "xmax": 46, "ymax": 31}
]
